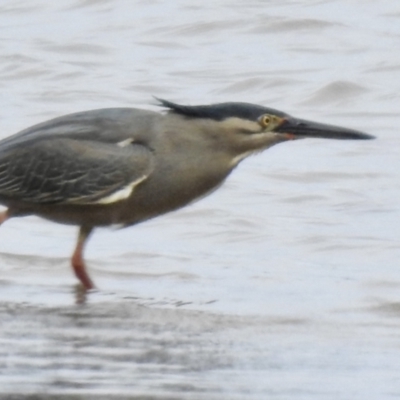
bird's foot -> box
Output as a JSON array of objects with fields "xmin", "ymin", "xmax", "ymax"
[{"xmin": 71, "ymin": 252, "xmax": 95, "ymax": 291}]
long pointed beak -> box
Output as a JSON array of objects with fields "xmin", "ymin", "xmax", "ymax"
[{"xmin": 275, "ymin": 117, "xmax": 375, "ymax": 140}]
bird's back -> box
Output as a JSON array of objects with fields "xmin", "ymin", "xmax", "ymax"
[{"xmin": 0, "ymin": 107, "xmax": 159, "ymax": 150}]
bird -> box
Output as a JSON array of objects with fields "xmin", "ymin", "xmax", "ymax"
[{"xmin": 0, "ymin": 98, "xmax": 374, "ymax": 290}]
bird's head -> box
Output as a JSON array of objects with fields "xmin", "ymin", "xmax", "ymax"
[{"xmin": 157, "ymin": 98, "xmax": 374, "ymax": 164}]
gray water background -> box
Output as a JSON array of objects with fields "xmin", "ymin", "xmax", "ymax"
[{"xmin": 0, "ymin": 0, "xmax": 399, "ymax": 399}]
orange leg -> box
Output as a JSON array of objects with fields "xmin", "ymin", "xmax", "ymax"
[
  {"xmin": 71, "ymin": 226, "xmax": 95, "ymax": 290},
  {"xmin": 0, "ymin": 209, "xmax": 9, "ymax": 225}
]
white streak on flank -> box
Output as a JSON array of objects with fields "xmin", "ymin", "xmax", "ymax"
[
  {"xmin": 117, "ymin": 138, "xmax": 134, "ymax": 147},
  {"xmin": 95, "ymin": 175, "xmax": 148, "ymax": 204}
]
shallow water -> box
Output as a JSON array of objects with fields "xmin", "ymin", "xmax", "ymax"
[{"xmin": 0, "ymin": 0, "xmax": 400, "ymax": 399}]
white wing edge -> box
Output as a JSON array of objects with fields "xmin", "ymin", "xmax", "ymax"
[{"xmin": 93, "ymin": 174, "xmax": 148, "ymax": 205}]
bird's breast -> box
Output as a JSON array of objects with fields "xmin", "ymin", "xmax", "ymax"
[{"xmin": 120, "ymin": 151, "xmax": 232, "ymax": 225}]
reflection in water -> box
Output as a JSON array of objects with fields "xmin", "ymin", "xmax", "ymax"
[{"xmin": 74, "ymin": 284, "xmax": 89, "ymax": 305}]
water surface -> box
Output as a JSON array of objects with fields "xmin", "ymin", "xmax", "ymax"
[{"xmin": 0, "ymin": 1, "xmax": 399, "ymax": 399}]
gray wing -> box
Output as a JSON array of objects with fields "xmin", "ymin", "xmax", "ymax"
[
  {"xmin": 0, "ymin": 107, "xmax": 159, "ymax": 147},
  {"xmin": 0, "ymin": 138, "xmax": 154, "ymax": 205}
]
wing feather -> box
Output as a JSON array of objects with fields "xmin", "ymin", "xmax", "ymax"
[{"xmin": 0, "ymin": 138, "xmax": 154, "ymax": 205}]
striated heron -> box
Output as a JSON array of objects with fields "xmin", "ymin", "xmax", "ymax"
[{"xmin": 0, "ymin": 99, "xmax": 374, "ymax": 289}]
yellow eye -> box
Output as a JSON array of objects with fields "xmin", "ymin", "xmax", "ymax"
[{"xmin": 260, "ymin": 114, "xmax": 272, "ymax": 127}]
